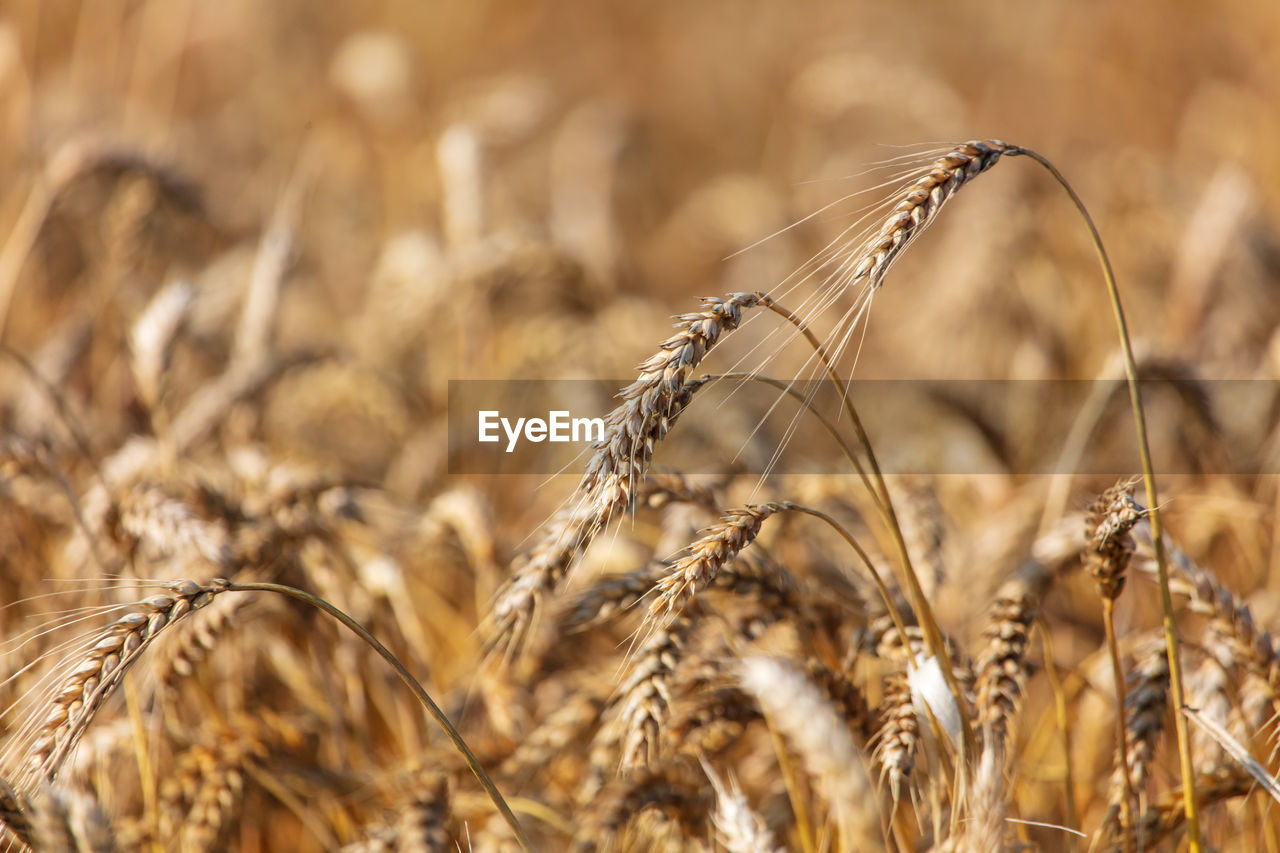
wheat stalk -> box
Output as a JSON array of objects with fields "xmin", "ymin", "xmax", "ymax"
[{"xmin": 1086, "ymin": 478, "xmax": 1144, "ymax": 847}]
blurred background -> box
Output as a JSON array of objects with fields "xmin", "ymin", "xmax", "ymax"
[
  {"xmin": 2, "ymin": 1, "xmax": 1280, "ymax": 848},
  {"xmin": 4, "ymin": 0, "xmax": 1278, "ymax": 531}
]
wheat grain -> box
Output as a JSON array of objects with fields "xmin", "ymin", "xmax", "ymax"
[
  {"xmin": 646, "ymin": 503, "xmax": 782, "ymax": 631},
  {"xmin": 490, "ymin": 293, "xmax": 762, "ymax": 655},
  {"xmin": 22, "ymin": 579, "xmax": 230, "ymax": 784},
  {"xmin": 968, "ymin": 559, "xmax": 1053, "ymax": 851},
  {"xmin": 872, "ymin": 670, "xmax": 919, "ymax": 794}
]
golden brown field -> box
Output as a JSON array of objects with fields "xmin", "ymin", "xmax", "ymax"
[{"xmin": 1, "ymin": 1, "xmax": 1279, "ymax": 851}]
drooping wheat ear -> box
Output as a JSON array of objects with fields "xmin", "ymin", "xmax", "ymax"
[
  {"xmin": 489, "ymin": 292, "xmax": 761, "ymax": 654},
  {"xmin": 1085, "ymin": 477, "xmax": 1143, "ymax": 600},
  {"xmin": 109, "ymin": 483, "xmax": 234, "ymax": 569},
  {"xmin": 152, "ymin": 587, "xmax": 251, "ymax": 689},
  {"xmin": 899, "ymin": 481, "xmax": 948, "ymax": 599},
  {"xmin": 638, "ymin": 471, "xmax": 723, "ymax": 514},
  {"xmin": 851, "ymin": 140, "xmax": 1009, "ymax": 292},
  {"xmin": 872, "ymin": 669, "xmax": 919, "ymax": 796},
  {"xmin": 668, "ymin": 687, "xmax": 762, "ymax": 758},
  {"xmin": 23, "ymin": 579, "xmax": 230, "ymax": 785},
  {"xmin": 574, "ymin": 764, "xmax": 710, "ymax": 853},
  {"xmin": 715, "ymin": 555, "xmax": 807, "ymax": 642},
  {"xmin": 128, "ymin": 277, "xmax": 195, "ymax": 423},
  {"xmin": 500, "ymin": 690, "xmax": 605, "ymax": 779},
  {"xmin": 1139, "ymin": 526, "xmax": 1280, "ymax": 703},
  {"xmin": 701, "ymin": 758, "xmax": 782, "ymax": 853},
  {"xmin": 968, "ymin": 559, "xmax": 1053, "ymax": 851},
  {"xmin": 740, "ymin": 656, "xmax": 881, "ymax": 850},
  {"xmin": 1122, "ymin": 637, "xmax": 1172, "ymax": 793},
  {"xmin": 1183, "ymin": 643, "xmax": 1235, "ymax": 772},
  {"xmin": 160, "ymin": 726, "xmax": 271, "ymax": 850},
  {"xmin": 30, "ymin": 785, "xmax": 117, "ymax": 853},
  {"xmin": 869, "ymin": 608, "xmax": 924, "ymax": 662},
  {"xmin": 613, "ymin": 611, "xmax": 698, "ymax": 772},
  {"xmin": 805, "ymin": 659, "xmax": 874, "ymax": 742},
  {"xmin": 0, "ymin": 776, "xmax": 33, "ymax": 847},
  {"xmin": 645, "ymin": 503, "xmax": 782, "ymax": 632},
  {"xmin": 564, "ymin": 562, "xmax": 672, "ymax": 631},
  {"xmin": 392, "ymin": 772, "xmax": 453, "ymax": 852}
]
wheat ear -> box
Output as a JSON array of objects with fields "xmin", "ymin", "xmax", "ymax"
[
  {"xmin": 968, "ymin": 559, "xmax": 1053, "ymax": 851},
  {"xmin": 849, "ymin": 140, "xmax": 1010, "ymax": 290},
  {"xmin": 645, "ymin": 503, "xmax": 782, "ymax": 631},
  {"xmin": 740, "ymin": 656, "xmax": 882, "ymax": 851},
  {"xmin": 1086, "ymin": 477, "xmax": 1144, "ymax": 846},
  {"xmin": 701, "ymin": 758, "xmax": 781, "ymax": 853},
  {"xmin": 490, "ymin": 293, "xmax": 761, "ymax": 654},
  {"xmin": 25, "ymin": 579, "xmax": 230, "ymax": 784}
]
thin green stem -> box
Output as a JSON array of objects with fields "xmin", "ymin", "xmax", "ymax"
[
  {"xmin": 225, "ymin": 581, "xmax": 533, "ymax": 852},
  {"xmin": 1007, "ymin": 146, "xmax": 1200, "ymax": 851}
]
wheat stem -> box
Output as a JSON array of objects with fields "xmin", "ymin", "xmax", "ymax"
[
  {"xmin": 1037, "ymin": 619, "xmax": 1080, "ymax": 850},
  {"xmin": 704, "ymin": 371, "xmax": 866, "ymax": 483},
  {"xmin": 759, "ymin": 294, "xmax": 975, "ymax": 765},
  {"xmin": 1103, "ymin": 598, "xmax": 1137, "ymax": 851},
  {"xmin": 1006, "ymin": 145, "xmax": 1201, "ymax": 851},
  {"xmin": 224, "ymin": 580, "xmax": 532, "ymax": 853}
]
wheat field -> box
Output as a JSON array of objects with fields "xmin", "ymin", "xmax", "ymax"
[{"xmin": 1, "ymin": 2, "xmax": 1279, "ymax": 851}]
